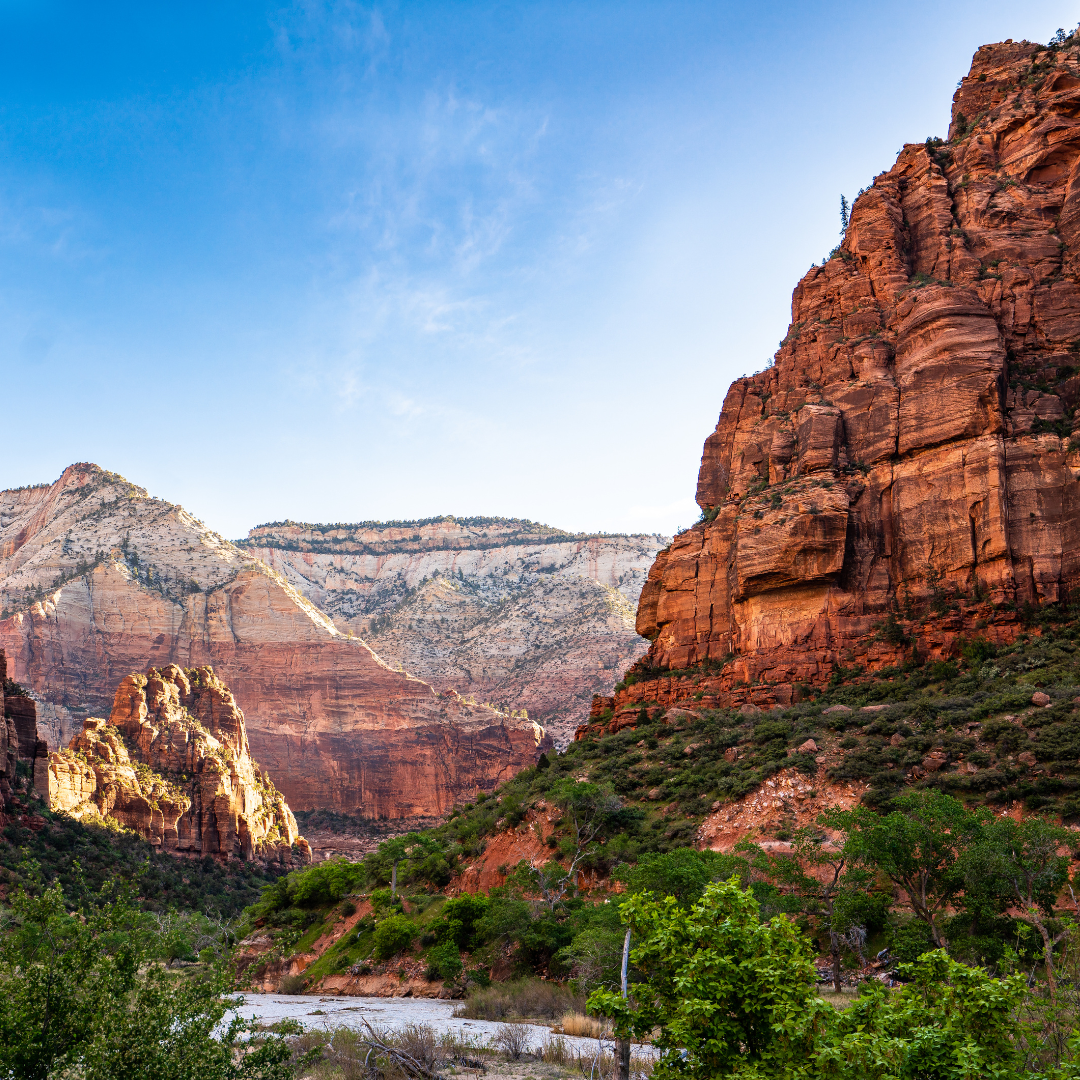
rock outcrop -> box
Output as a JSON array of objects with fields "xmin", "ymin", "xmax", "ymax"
[
  {"xmin": 607, "ymin": 36, "xmax": 1080, "ymax": 718},
  {"xmin": 0, "ymin": 466, "xmax": 550, "ymax": 814},
  {"xmin": 45, "ymin": 664, "xmax": 308, "ymax": 861},
  {"xmin": 0, "ymin": 649, "xmax": 46, "ymax": 806},
  {"xmin": 241, "ymin": 519, "xmax": 665, "ymax": 746}
]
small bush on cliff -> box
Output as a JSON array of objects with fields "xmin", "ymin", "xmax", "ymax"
[{"xmin": 372, "ymin": 913, "xmax": 414, "ymax": 959}]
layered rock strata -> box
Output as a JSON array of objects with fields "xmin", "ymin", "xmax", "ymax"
[
  {"xmin": 45, "ymin": 664, "xmax": 307, "ymax": 861},
  {"xmin": 0, "ymin": 466, "xmax": 549, "ymax": 814},
  {"xmin": 602, "ymin": 36, "xmax": 1080, "ymax": 721},
  {"xmin": 241, "ymin": 520, "xmax": 665, "ymax": 746}
]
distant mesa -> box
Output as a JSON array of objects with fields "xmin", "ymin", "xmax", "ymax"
[
  {"xmin": 240, "ymin": 517, "xmax": 667, "ymax": 746},
  {"xmin": 0, "ymin": 463, "xmax": 552, "ymax": 816}
]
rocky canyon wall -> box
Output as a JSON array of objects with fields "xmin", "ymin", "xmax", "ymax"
[
  {"xmin": 0, "ymin": 466, "xmax": 549, "ymax": 815},
  {"xmin": 602, "ymin": 37, "xmax": 1080, "ymax": 722},
  {"xmin": 241, "ymin": 520, "xmax": 666, "ymax": 746},
  {"xmin": 45, "ymin": 664, "xmax": 308, "ymax": 862}
]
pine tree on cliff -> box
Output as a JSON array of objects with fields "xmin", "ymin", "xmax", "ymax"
[{"xmin": 839, "ymin": 194, "xmax": 850, "ymax": 235}]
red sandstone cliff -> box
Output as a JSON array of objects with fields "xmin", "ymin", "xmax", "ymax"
[
  {"xmin": 0, "ymin": 466, "xmax": 550, "ymax": 815},
  {"xmin": 45, "ymin": 664, "xmax": 308, "ymax": 862},
  {"xmin": 610, "ymin": 37, "xmax": 1080, "ymax": 717}
]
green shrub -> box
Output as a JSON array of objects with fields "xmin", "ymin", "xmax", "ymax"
[
  {"xmin": 373, "ymin": 914, "xmax": 414, "ymax": 960},
  {"xmin": 425, "ymin": 941, "xmax": 463, "ymax": 981},
  {"xmin": 888, "ymin": 918, "xmax": 935, "ymax": 962},
  {"xmin": 288, "ymin": 859, "xmax": 366, "ymax": 907}
]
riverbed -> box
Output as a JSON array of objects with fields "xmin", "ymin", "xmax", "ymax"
[{"xmin": 229, "ymin": 993, "xmax": 655, "ymax": 1059}]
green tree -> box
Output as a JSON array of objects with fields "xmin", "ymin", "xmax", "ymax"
[
  {"xmin": 0, "ymin": 877, "xmax": 290, "ymax": 1080},
  {"xmin": 507, "ymin": 781, "xmax": 624, "ymax": 912},
  {"xmin": 556, "ymin": 901, "xmax": 626, "ymax": 994},
  {"xmin": 614, "ymin": 847, "xmax": 747, "ymax": 908},
  {"xmin": 589, "ymin": 878, "xmax": 1031, "ymax": 1080},
  {"xmin": 823, "ymin": 791, "xmax": 986, "ymax": 949},
  {"xmin": 372, "ymin": 913, "xmax": 413, "ymax": 960},
  {"xmin": 588, "ymin": 878, "xmax": 819, "ymax": 1080},
  {"xmin": 433, "ymin": 892, "xmax": 490, "ymax": 949},
  {"xmin": 962, "ymin": 815, "xmax": 1074, "ymax": 995},
  {"xmin": 791, "ymin": 950, "xmax": 1028, "ymax": 1080},
  {"xmin": 760, "ymin": 828, "xmax": 878, "ymax": 992}
]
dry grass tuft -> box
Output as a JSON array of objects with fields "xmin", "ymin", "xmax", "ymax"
[{"xmin": 555, "ymin": 1011, "xmax": 611, "ymax": 1039}]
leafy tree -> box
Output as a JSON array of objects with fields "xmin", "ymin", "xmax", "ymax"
[
  {"xmin": 759, "ymin": 828, "xmax": 879, "ymax": 992},
  {"xmin": 588, "ymin": 878, "xmax": 819, "ymax": 1080},
  {"xmin": 473, "ymin": 895, "xmax": 533, "ymax": 952},
  {"xmin": 589, "ymin": 878, "xmax": 1031, "ymax": 1080},
  {"xmin": 382, "ymin": 836, "xmax": 409, "ymax": 898},
  {"xmin": 614, "ymin": 847, "xmax": 747, "ymax": 908},
  {"xmin": 0, "ymin": 877, "xmax": 290, "ymax": 1080},
  {"xmin": 372, "ymin": 913, "xmax": 413, "ymax": 960},
  {"xmin": 824, "ymin": 791, "xmax": 987, "ymax": 949},
  {"xmin": 962, "ymin": 815, "xmax": 1074, "ymax": 994},
  {"xmin": 433, "ymin": 892, "xmax": 489, "ymax": 950},
  {"xmin": 792, "ymin": 950, "xmax": 1028, "ymax": 1080},
  {"xmin": 502, "ymin": 781, "xmax": 623, "ymax": 913},
  {"xmin": 286, "ymin": 857, "xmax": 365, "ymax": 907},
  {"xmin": 555, "ymin": 901, "xmax": 626, "ymax": 994},
  {"xmin": 549, "ymin": 778, "xmax": 624, "ymax": 895},
  {"xmin": 425, "ymin": 940, "xmax": 464, "ymax": 981}
]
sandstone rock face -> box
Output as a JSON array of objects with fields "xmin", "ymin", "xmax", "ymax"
[
  {"xmin": 617, "ymin": 38, "xmax": 1080, "ymax": 714},
  {"xmin": 45, "ymin": 664, "xmax": 306, "ymax": 861},
  {"xmin": 0, "ymin": 466, "xmax": 550, "ymax": 814},
  {"xmin": 240, "ymin": 520, "xmax": 665, "ymax": 747}
]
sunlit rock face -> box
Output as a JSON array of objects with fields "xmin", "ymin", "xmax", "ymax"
[
  {"xmin": 0, "ymin": 465, "xmax": 549, "ymax": 814},
  {"xmin": 241, "ymin": 518, "xmax": 666, "ymax": 747},
  {"xmin": 45, "ymin": 664, "xmax": 308, "ymax": 862},
  {"xmin": 612, "ymin": 40, "xmax": 1080, "ymax": 717}
]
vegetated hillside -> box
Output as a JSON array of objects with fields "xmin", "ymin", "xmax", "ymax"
[
  {"xmin": 0, "ymin": 463, "xmax": 548, "ymax": 816},
  {"xmin": 240, "ymin": 518, "xmax": 666, "ymax": 746},
  {"xmin": 621, "ymin": 37, "xmax": 1080, "ymax": 720},
  {"xmin": 1, "ymin": 793, "xmax": 286, "ymax": 918},
  {"xmin": 236, "ymin": 600, "xmax": 1080, "ymax": 996}
]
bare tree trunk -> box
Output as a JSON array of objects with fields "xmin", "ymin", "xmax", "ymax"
[
  {"xmin": 391, "ymin": 860, "xmax": 398, "ymax": 899},
  {"xmin": 1032, "ymin": 917, "xmax": 1058, "ymax": 998},
  {"xmin": 617, "ymin": 929, "xmax": 631, "ymax": 1080},
  {"xmin": 830, "ymin": 932, "xmax": 842, "ymax": 993}
]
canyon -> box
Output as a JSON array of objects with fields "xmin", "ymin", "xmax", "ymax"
[
  {"xmin": 44, "ymin": 663, "xmax": 308, "ymax": 862},
  {"xmin": 0, "ymin": 466, "xmax": 549, "ymax": 816},
  {"xmin": 593, "ymin": 37, "xmax": 1080, "ymax": 725},
  {"xmin": 241, "ymin": 519, "xmax": 663, "ymax": 746}
]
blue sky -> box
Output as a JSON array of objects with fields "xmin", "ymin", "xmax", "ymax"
[{"xmin": 1, "ymin": 1, "xmax": 1075, "ymax": 539}]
